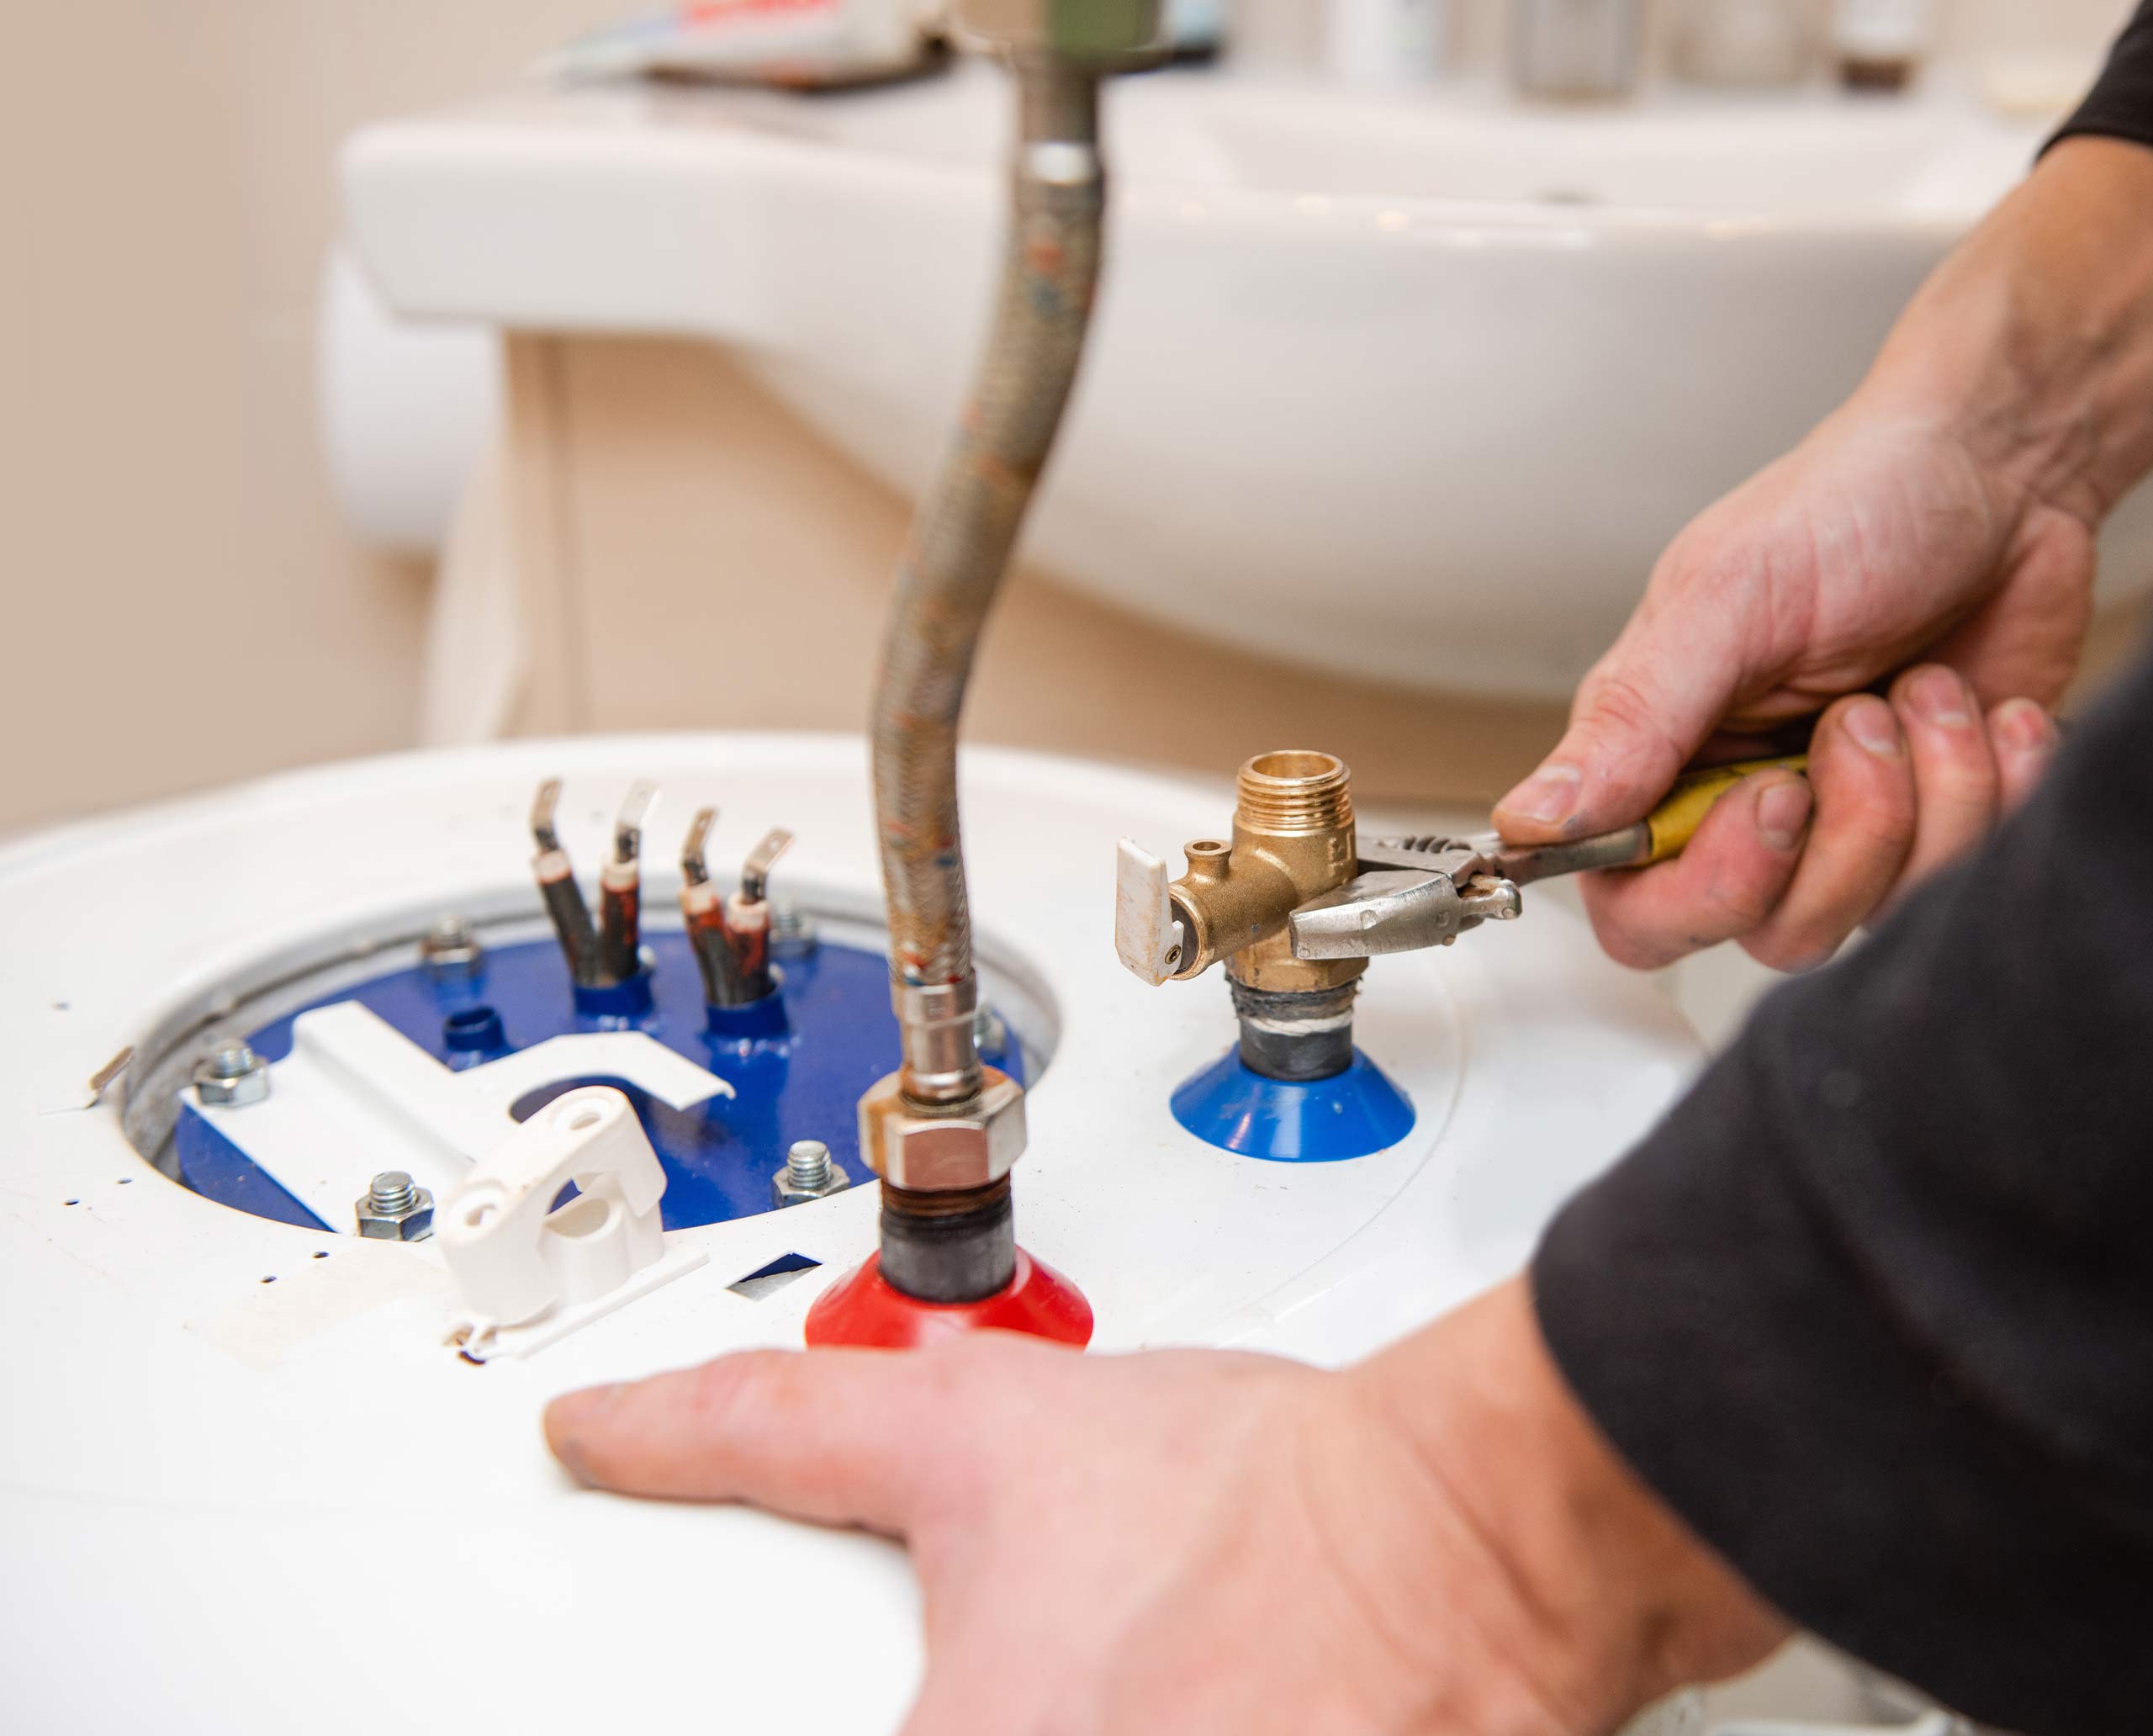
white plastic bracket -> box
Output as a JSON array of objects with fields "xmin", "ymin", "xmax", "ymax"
[
  {"xmin": 437, "ymin": 1085, "xmax": 706, "ymax": 1361},
  {"xmin": 183, "ymin": 1002, "xmax": 735, "ymax": 1234}
]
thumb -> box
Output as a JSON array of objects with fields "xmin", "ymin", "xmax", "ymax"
[
  {"xmin": 1494, "ymin": 604, "xmax": 1744, "ymax": 843},
  {"xmin": 546, "ymin": 1347, "xmax": 973, "ymax": 1535}
]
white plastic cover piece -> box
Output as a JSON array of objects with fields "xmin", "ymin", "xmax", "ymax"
[
  {"xmin": 438, "ymin": 1086, "xmax": 706, "ymax": 1362},
  {"xmin": 1114, "ymin": 838, "xmax": 1185, "ymax": 987},
  {"xmin": 185, "ymin": 1002, "xmax": 734, "ymax": 1234}
]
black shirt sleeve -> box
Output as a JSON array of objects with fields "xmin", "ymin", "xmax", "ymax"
[
  {"xmin": 1531, "ymin": 643, "xmax": 2153, "ymax": 1736},
  {"xmin": 2053, "ymin": 0, "xmax": 2153, "ymax": 153}
]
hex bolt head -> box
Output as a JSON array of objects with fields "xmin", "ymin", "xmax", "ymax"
[
  {"xmin": 192, "ymin": 1040, "xmax": 270, "ymax": 1109},
  {"xmin": 772, "ymin": 1140, "xmax": 850, "ymax": 1209},
  {"xmin": 356, "ymin": 1170, "xmax": 435, "ymax": 1241}
]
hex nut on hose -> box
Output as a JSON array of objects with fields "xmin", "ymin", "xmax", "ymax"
[{"xmin": 857, "ymin": 1067, "xmax": 1026, "ymax": 1191}]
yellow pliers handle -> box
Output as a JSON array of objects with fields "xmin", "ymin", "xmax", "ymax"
[{"xmin": 1643, "ymin": 754, "xmax": 1812, "ymax": 864}]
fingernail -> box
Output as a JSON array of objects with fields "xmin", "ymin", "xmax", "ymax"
[
  {"xmin": 1908, "ymin": 666, "xmax": 1972, "ymax": 728},
  {"xmin": 1993, "ymin": 697, "xmax": 2055, "ymax": 754},
  {"xmin": 1754, "ymin": 776, "xmax": 1813, "ymax": 852},
  {"xmin": 1499, "ymin": 761, "xmax": 1583, "ymax": 827},
  {"xmin": 1845, "ymin": 697, "xmax": 1903, "ymax": 758}
]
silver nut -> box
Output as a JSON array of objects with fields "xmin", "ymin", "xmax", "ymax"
[
  {"xmin": 355, "ymin": 1178, "xmax": 435, "ymax": 1241},
  {"xmin": 771, "ymin": 1140, "xmax": 851, "ymax": 1209},
  {"xmin": 419, "ymin": 914, "xmax": 484, "ymax": 979},
  {"xmin": 769, "ymin": 902, "xmax": 819, "ymax": 961},
  {"xmin": 951, "ymin": 0, "xmax": 1164, "ymax": 61},
  {"xmin": 192, "ymin": 1042, "xmax": 269, "ymax": 1109},
  {"xmin": 856, "ymin": 1068, "xmax": 1027, "ymax": 1191}
]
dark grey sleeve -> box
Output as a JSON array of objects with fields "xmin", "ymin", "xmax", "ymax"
[
  {"xmin": 1531, "ymin": 646, "xmax": 2153, "ymax": 1736},
  {"xmin": 2052, "ymin": 0, "xmax": 2153, "ymax": 153}
]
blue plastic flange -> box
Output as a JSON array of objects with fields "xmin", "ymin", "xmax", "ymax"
[{"xmin": 1170, "ymin": 1047, "xmax": 1415, "ymax": 1162}]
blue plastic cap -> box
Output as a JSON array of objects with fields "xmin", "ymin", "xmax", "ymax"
[{"xmin": 1170, "ymin": 1048, "xmax": 1415, "ymax": 1162}]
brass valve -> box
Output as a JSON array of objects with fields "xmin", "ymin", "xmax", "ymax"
[
  {"xmin": 1117, "ymin": 749, "xmax": 1368, "ymax": 1081},
  {"xmin": 1168, "ymin": 751, "xmax": 1367, "ymax": 995}
]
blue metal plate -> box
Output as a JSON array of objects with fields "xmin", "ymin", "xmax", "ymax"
[{"xmin": 172, "ymin": 933, "xmax": 1022, "ymax": 1234}]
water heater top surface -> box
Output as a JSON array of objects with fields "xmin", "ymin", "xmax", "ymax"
[{"xmin": 0, "ymin": 733, "xmax": 1699, "ymax": 1733}]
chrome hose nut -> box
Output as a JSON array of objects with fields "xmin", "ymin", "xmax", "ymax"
[{"xmin": 857, "ymin": 1068, "xmax": 1027, "ymax": 1191}]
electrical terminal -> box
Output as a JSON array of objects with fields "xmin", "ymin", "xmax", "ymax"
[
  {"xmin": 597, "ymin": 779, "xmax": 658, "ymax": 985},
  {"xmin": 531, "ymin": 778, "xmax": 600, "ymax": 987},
  {"xmin": 679, "ymin": 812, "xmax": 796, "ymax": 1008},
  {"xmin": 726, "ymin": 827, "xmax": 793, "ymax": 1003}
]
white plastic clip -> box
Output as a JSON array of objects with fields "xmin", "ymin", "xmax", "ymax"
[
  {"xmin": 439, "ymin": 1086, "xmax": 706, "ymax": 1361},
  {"xmin": 1114, "ymin": 839, "xmax": 1187, "ymax": 986}
]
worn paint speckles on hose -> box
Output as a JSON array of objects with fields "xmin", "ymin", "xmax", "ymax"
[{"xmin": 869, "ymin": 52, "xmax": 1108, "ymax": 1097}]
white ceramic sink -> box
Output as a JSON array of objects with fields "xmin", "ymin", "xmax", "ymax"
[{"xmin": 344, "ymin": 61, "xmax": 2153, "ymax": 697}]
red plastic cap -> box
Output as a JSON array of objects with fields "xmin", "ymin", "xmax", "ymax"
[{"xmin": 804, "ymin": 1248, "xmax": 1093, "ymax": 1350}]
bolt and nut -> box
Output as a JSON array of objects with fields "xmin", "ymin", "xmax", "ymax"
[
  {"xmin": 769, "ymin": 901, "xmax": 819, "ymax": 961},
  {"xmin": 420, "ymin": 914, "xmax": 484, "ymax": 981},
  {"xmin": 972, "ymin": 1003, "xmax": 1011, "ymax": 1060},
  {"xmin": 355, "ymin": 1170, "xmax": 435, "ymax": 1241},
  {"xmin": 192, "ymin": 1040, "xmax": 270, "ymax": 1108},
  {"xmin": 771, "ymin": 1139, "xmax": 850, "ymax": 1209}
]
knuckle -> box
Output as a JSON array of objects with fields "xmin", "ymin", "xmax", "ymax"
[
  {"xmin": 1845, "ymin": 802, "xmax": 1918, "ymax": 865},
  {"xmin": 689, "ymin": 1352, "xmax": 783, "ymax": 1432},
  {"xmin": 1817, "ymin": 772, "xmax": 1917, "ymax": 860},
  {"xmin": 1585, "ymin": 901, "xmax": 1688, "ymax": 971},
  {"xmin": 1574, "ymin": 666, "xmax": 1664, "ymax": 743},
  {"xmin": 1697, "ymin": 866, "xmax": 1781, "ymax": 936},
  {"xmin": 1742, "ymin": 926, "xmax": 1840, "ymax": 973}
]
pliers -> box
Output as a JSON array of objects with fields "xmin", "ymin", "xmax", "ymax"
[{"xmin": 1289, "ymin": 754, "xmax": 1808, "ymax": 961}]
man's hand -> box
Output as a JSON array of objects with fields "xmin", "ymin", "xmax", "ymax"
[
  {"xmin": 545, "ymin": 1279, "xmax": 1785, "ymax": 1735},
  {"xmin": 1494, "ymin": 135, "xmax": 2153, "ymax": 972},
  {"xmin": 1494, "ymin": 410, "xmax": 2081, "ymax": 971}
]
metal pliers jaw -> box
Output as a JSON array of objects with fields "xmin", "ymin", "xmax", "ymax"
[{"xmin": 1288, "ymin": 836, "xmax": 1525, "ymax": 961}]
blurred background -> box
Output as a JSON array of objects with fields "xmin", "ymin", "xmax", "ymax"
[{"xmin": 3, "ymin": 0, "xmax": 2145, "ymax": 838}]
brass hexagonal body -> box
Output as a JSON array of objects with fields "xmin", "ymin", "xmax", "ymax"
[
  {"xmin": 857, "ymin": 1066, "xmax": 1027, "ymax": 1192},
  {"xmin": 1167, "ymin": 750, "xmax": 1369, "ymax": 996}
]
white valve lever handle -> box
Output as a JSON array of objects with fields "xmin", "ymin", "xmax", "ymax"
[{"xmin": 1114, "ymin": 838, "xmax": 1187, "ymax": 986}]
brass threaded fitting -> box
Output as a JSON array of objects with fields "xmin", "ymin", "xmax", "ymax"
[
  {"xmin": 1235, "ymin": 751, "xmax": 1353, "ymax": 835},
  {"xmin": 1163, "ymin": 748, "xmax": 1365, "ymax": 993}
]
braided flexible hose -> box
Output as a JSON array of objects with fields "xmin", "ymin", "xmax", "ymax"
[{"xmin": 870, "ymin": 56, "xmax": 1105, "ymax": 1103}]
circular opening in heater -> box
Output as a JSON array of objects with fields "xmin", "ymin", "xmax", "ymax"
[{"xmin": 131, "ymin": 906, "xmax": 1060, "ymax": 1238}]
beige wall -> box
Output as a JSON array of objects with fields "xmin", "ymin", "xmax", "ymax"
[
  {"xmin": 0, "ymin": 1, "xmax": 622, "ymax": 835},
  {"xmin": 1237, "ymin": 0, "xmax": 2139, "ymax": 70},
  {"xmin": 0, "ymin": 0, "xmax": 2139, "ymax": 835},
  {"xmin": 491, "ymin": 335, "xmax": 1571, "ymax": 808}
]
